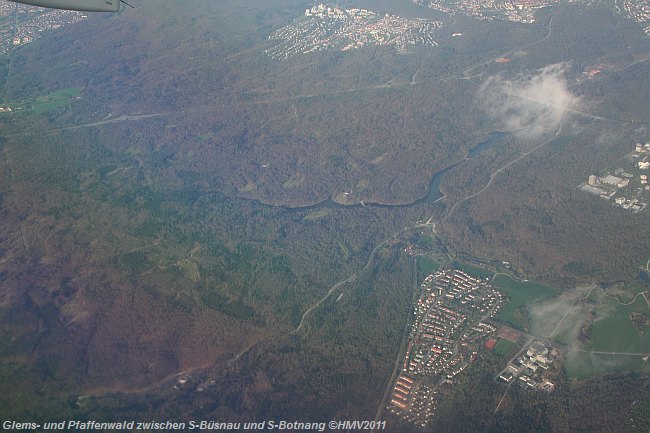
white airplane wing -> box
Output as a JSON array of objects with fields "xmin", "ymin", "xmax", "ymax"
[{"xmin": 9, "ymin": 0, "xmax": 120, "ymax": 12}]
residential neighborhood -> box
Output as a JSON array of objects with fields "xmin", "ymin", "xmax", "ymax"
[
  {"xmin": 416, "ymin": 0, "xmax": 650, "ymax": 28},
  {"xmin": 387, "ymin": 268, "xmax": 504, "ymax": 427},
  {"xmin": 616, "ymin": 0, "xmax": 650, "ymax": 34},
  {"xmin": 415, "ymin": 0, "xmax": 553, "ymax": 23},
  {"xmin": 266, "ymin": 4, "xmax": 443, "ymax": 59},
  {"xmin": 0, "ymin": 2, "xmax": 86, "ymax": 55}
]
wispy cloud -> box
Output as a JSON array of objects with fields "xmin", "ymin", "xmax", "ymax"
[
  {"xmin": 527, "ymin": 285, "xmax": 647, "ymax": 376},
  {"xmin": 479, "ymin": 63, "xmax": 581, "ymax": 138},
  {"xmin": 528, "ymin": 290, "xmax": 587, "ymax": 342}
]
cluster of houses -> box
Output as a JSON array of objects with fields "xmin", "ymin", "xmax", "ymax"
[
  {"xmin": 619, "ymin": 0, "xmax": 650, "ymax": 34},
  {"xmin": 388, "ymin": 268, "xmax": 504, "ymax": 427},
  {"xmin": 388, "ymin": 374, "xmax": 438, "ymax": 428},
  {"xmin": 414, "ymin": 0, "xmax": 561, "ymax": 24},
  {"xmin": 266, "ymin": 4, "xmax": 442, "ymax": 59},
  {"xmin": 0, "ymin": 3, "xmax": 85, "ymax": 54},
  {"xmin": 415, "ymin": 0, "xmax": 649, "ymax": 28}
]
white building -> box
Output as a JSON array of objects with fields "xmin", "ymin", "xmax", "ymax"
[{"xmin": 601, "ymin": 174, "xmax": 623, "ymax": 186}]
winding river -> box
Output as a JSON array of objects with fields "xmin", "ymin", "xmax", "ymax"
[{"xmin": 276, "ymin": 131, "xmax": 508, "ymax": 213}]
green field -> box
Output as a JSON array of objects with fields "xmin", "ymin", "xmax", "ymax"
[
  {"xmin": 588, "ymin": 291, "xmax": 650, "ymax": 354},
  {"xmin": 2, "ymin": 87, "xmax": 82, "ymax": 114},
  {"xmin": 31, "ymin": 87, "xmax": 81, "ymax": 113},
  {"xmin": 493, "ymin": 338, "xmax": 518, "ymax": 357},
  {"xmin": 414, "ymin": 233, "xmax": 434, "ymax": 250},
  {"xmin": 417, "ymin": 255, "xmax": 439, "ymax": 277},
  {"xmin": 492, "ymin": 274, "xmax": 558, "ymax": 330},
  {"xmin": 564, "ymin": 350, "xmax": 649, "ymax": 379},
  {"xmin": 453, "ymin": 261, "xmax": 494, "ymax": 279},
  {"xmin": 528, "ymin": 287, "xmax": 650, "ymax": 378}
]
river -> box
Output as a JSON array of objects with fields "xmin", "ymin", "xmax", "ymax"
[{"xmin": 275, "ymin": 130, "xmax": 508, "ymax": 212}]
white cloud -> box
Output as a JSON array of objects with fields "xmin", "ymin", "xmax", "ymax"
[{"xmin": 479, "ymin": 63, "xmax": 581, "ymax": 138}]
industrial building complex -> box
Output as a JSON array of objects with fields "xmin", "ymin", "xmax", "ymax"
[
  {"xmin": 579, "ymin": 141, "xmax": 650, "ymax": 212},
  {"xmin": 497, "ymin": 341, "xmax": 558, "ymax": 392}
]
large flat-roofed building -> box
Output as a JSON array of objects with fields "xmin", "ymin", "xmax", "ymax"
[
  {"xmin": 526, "ymin": 342, "xmax": 548, "ymax": 358},
  {"xmin": 601, "ymin": 174, "xmax": 623, "ymax": 186}
]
